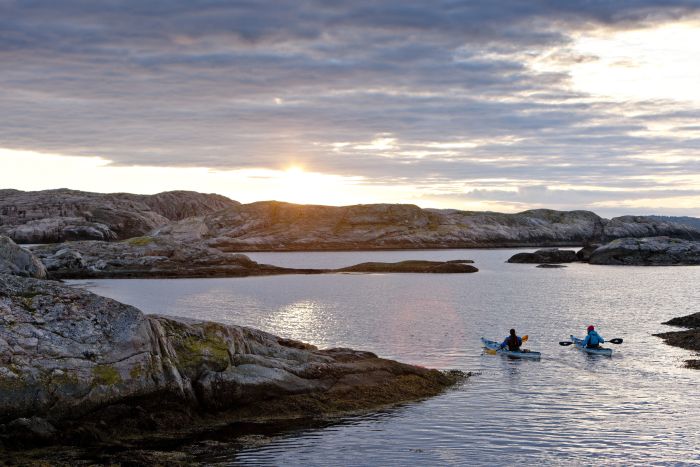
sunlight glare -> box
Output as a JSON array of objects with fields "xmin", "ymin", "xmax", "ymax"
[{"xmin": 568, "ymin": 22, "xmax": 700, "ymax": 103}]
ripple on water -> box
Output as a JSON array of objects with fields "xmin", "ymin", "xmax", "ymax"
[{"xmin": 67, "ymin": 248, "xmax": 700, "ymax": 465}]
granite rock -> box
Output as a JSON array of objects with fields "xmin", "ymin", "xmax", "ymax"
[
  {"xmin": 0, "ymin": 274, "xmax": 462, "ymax": 444},
  {"xmin": 588, "ymin": 237, "xmax": 700, "ymax": 265},
  {"xmin": 0, "ymin": 236, "xmax": 47, "ymax": 278},
  {"xmin": 507, "ymin": 248, "xmax": 578, "ymax": 264},
  {"xmin": 0, "ymin": 189, "xmax": 237, "ymax": 243}
]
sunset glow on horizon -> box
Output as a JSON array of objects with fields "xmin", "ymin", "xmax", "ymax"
[{"xmin": 1, "ymin": 3, "xmax": 699, "ymax": 217}]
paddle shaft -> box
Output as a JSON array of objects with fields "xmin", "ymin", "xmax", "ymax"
[{"xmin": 559, "ymin": 338, "xmax": 623, "ymax": 346}]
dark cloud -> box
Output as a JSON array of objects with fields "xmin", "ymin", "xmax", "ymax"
[{"xmin": 1, "ymin": 1, "xmax": 700, "ymax": 214}]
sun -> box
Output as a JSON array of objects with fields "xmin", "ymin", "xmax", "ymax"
[
  {"xmin": 278, "ymin": 166, "xmax": 331, "ymax": 204},
  {"xmin": 285, "ymin": 165, "xmax": 305, "ymax": 176}
]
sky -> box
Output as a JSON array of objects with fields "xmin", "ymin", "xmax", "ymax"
[{"xmin": 1, "ymin": 1, "xmax": 700, "ymax": 217}]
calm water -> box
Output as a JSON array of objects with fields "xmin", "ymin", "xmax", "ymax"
[{"xmin": 68, "ymin": 249, "xmax": 700, "ymax": 465}]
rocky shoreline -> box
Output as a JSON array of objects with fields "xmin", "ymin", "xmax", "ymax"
[
  {"xmin": 0, "ymin": 271, "xmax": 465, "ymax": 463},
  {"xmin": 655, "ymin": 312, "xmax": 700, "ymax": 369},
  {"xmin": 22, "ymin": 236, "xmax": 478, "ymax": 279},
  {"xmin": 506, "ymin": 237, "xmax": 700, "ymax": 267}
]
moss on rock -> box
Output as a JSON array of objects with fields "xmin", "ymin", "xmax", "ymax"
[{"xmin": 92, "ymin": 365, "xmax": 122, "ymax": 386}]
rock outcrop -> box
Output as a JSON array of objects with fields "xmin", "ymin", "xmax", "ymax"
[
  {"xmin": 663, "ymin": 313, "xmax": 700, "ymax": 328},
  {"xmin": 0, "ymin": 274, "xmax": 463, "ymax": 447},
  {"xmin": 507, "ymin": 248, "xmax": 578, "ymax": 264},
  {"xmin": 31, "ymin": 237, "xmax": 315, "ymax": 279},
  {"xmin": 338, "ymin": 260, "xmax": 478, "ymax": 273},
  {"xmin": 655, "ymin": 312, "xmax": 700, "ymax": 369},
  {"xmin": 588, "ymin": 237, "xmax": 700, "ymax": 265},
  {"xmin": 0, "ymin": 236, "xmax": 46, "ymax": 278},
  {"xmin": 3, "ymin": 190, "xmax": 700, "ymax": 250},
  {"xmin": 156, "ymin": 203, "xmax": 611, "ymax": 250},
  {"xmin": 155, "ymin": 201, "xmax": 700, "ymax": 251},
  {"xmin": 601, "ymin": 216, "xmax": 700, "ymax": 242},
  {"xmin": 576, "ymin": 243, "xmax": 600, "ymax": 262},
  {"xmin": 0, "ymin": 189, "xmax": 238, "ymax": 243},
  {"xmin": 31, "ymin": 239, "xmax": 479, "ymax": 279}
]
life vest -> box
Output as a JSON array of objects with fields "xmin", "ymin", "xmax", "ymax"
[
  {"xmin": 587, "ymin": 332, "xmax": 601, "ymax": 348},
  {"xmin": 507, "ymin": 335, "xmax": 521, "ymax": 351}
]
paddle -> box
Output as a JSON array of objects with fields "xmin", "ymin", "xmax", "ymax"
[
  {"xmin": 559, "ymin": 338, "xmax": 623, "ymax": 346},
  {"xmin": 485, "ymin": 335, "xmax": 528, "ymax": 354}
]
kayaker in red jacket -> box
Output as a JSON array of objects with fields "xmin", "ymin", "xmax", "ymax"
[
  {"xmin": 500, "ymin": 329, "xmax": 522, "ymax": 351},
  {"xmin": 582, "ymin": 325, "xmax": 605, "ymax": 348}
]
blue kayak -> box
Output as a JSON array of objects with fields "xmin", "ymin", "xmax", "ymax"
[
  {"xmin": 570, "ymin": 335, "xmax": 613, "ymax": 356},
  {"xmin": 481, "ymin": 338, "xmax": 541, "ymax": 359}
]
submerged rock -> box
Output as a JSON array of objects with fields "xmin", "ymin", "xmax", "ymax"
[
  {"xmin": 589, "ymin": 237, "xmax": 700, "ymax": 265},
  {"xmin": 0, "ymin": 274, "xmax": 463, "ymax": 447},
  {"xmin": 507, "ymin": 248, "xmax": 578, "ymax": 264},
  {"xmin": 0, "ymin": 236, "xmax": 47, "ymax": 278}
]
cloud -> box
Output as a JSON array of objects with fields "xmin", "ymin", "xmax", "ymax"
[{"xmin": 1, "ymin": 1, "xmax": 700, "ymax": 215}]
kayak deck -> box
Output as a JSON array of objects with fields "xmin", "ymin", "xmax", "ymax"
[
  {"xmin": 570, "ymin": 335, "xmax": 613, "ymax": 356},
  {"xmin": 481, "ymin": 338, "xmax": 541, "ymax": 359}
]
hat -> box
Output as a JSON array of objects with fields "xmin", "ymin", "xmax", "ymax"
[{"xmin": 587, "ymin": 325, "xmax": 595, "ymax": 332}]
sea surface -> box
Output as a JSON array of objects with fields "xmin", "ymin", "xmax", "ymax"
[{"xmin": 68, "ymin": 249, "xmax": 700, "ymax": 466}]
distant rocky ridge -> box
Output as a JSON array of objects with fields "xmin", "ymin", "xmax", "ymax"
[
  {"xmin": 2, "ymin": 189, "xmax": 699, "ymax": 251},
  {"xmin": 155, "ymin": 201, "xmax": 700, "ymax": 251},
  {"xmin": 648, "ymin": 215, "xmax": 700, "ymax": 231},
  {"xmin": 0, "ymin": 189, "xmax": 238, "ymax": 243}
]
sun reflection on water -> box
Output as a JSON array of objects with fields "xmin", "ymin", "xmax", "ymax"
[{"xmin": 264, "ymin": 300, "xmax": 338, "ymax": 349}]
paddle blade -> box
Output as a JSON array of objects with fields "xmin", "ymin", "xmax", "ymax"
[
  {"xmin": 559, "ymin": 341, "xmax": 573, "ymax": 346},
  {"xmin": 484, "ymin": 348, "xmax": 498, "ymax": 355},
  {"xmin": 609, "ymin": 338, "xmax": 623, "ymax": 345}
]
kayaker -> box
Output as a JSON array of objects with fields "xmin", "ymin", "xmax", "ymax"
[
  {"xmin": 500, "ymin": 329, "xmax": 522, "ymax": 351},
  {"xmin": 582, "ymin": 325, "xmax": 605, "ymax": 348}
]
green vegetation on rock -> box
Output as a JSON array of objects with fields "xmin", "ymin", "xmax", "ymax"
[
  {"xmin": 124, "ymin": 236, "xmax": 155, "ymax": 246},
  {"xmin": 92, "ymin": 364, "xmax": 122, "ymax": 386}
]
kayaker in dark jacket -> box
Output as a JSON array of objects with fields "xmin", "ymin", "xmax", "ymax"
[
  {"xmin": 500, "ymin": 329, "xmax": 522, "ymax": 351},
  {"xmin": 582, "ymin": 325, "xmax": 605, "ymax": 348}
]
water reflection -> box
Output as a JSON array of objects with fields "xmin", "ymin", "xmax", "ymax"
[
  {"xmin": 263, "ymin": 300, "xmax": 339, "ymax": 349},
  {"xmin": 67, "ymin": 248, "xmax": 700, "ymax": 465}
]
